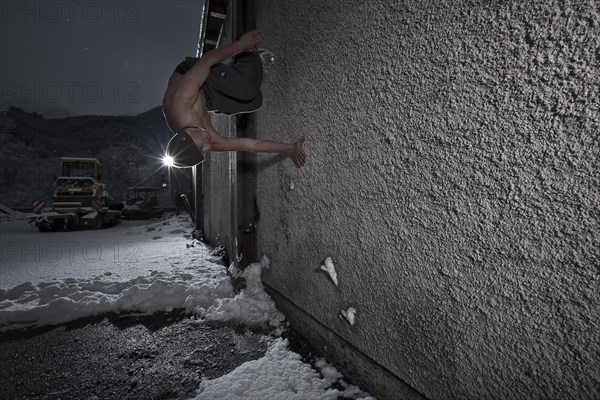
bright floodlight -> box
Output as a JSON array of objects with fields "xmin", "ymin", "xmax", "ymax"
[{"xmin": 163, "ymin": 155, "xmax": 175, "ymax": 167}]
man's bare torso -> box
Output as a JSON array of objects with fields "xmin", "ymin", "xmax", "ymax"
[
  {"xmin": 162, "ymin": 72, "xmax": 209, "ymax": 134},
  {"xmin": 162, "ymin": 71, "xmax": 216, "ymax": 154}
]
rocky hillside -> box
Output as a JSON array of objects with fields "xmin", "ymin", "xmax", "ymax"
[{"xmin": 0, "ymin": 107, "xmax": 191, "ymax": 208}]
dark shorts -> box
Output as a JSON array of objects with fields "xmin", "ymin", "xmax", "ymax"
[{"xmin": 173, "ymin": 52, "xmax": 263, "ymax": 115}]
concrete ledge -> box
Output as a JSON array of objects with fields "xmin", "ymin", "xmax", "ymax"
[{"xmin": 265, "ymin": 285, "xmax": 428, "ymax": 400}]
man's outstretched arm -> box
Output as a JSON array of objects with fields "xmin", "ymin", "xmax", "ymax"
[{"xmin": 212, "ymin": 137, "xmax": 307, "ymax": 167}]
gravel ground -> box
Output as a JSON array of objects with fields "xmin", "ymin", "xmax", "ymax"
[{"xmin": 0, "ymin": 312, "xmax": 314, "ymax": 400}]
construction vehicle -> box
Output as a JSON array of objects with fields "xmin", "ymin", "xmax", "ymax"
[
  {"xmin": 30, "ymin": 157, "xmax": 122, "ymax": 232},
  {"xmin": 121, "ymin": 186, "xmax": 165, "ymax": 219}
]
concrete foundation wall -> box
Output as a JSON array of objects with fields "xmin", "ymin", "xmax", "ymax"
[{"xmin": 251, "ymin": 1, "xmax": 600, "ymax": 399}]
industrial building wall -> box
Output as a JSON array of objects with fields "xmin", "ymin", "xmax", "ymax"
[
  {"xmin": 201, "ymin": 0, "xmax": 255, "ymax": 264},
  {"xmin": 201, "ymin": 112, "xmax": 237, "ymax": 255},
  {"xmin": 251, "ymin": 1, "xmax": 600, "ymax": 399}
]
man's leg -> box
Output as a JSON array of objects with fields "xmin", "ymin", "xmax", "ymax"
[
  {"xmin": 203, "ymin": 52, "xmax": 264, "ymax": 114},
  {"xmin": 209, "ymin": 52, "xmax": 263, "ymax": 100}
]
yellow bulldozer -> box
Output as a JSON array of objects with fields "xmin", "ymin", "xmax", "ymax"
[{"xmin": 30, "ymin": 157, "xmax": 122, "ymax": 232}]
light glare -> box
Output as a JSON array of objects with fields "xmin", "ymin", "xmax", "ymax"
[{"xmin": 163, "ymin": 155, "xmax": 175, "ymax": 167}]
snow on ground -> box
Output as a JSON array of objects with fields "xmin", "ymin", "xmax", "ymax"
[
  {"xmin": 0, "ymin": 215, "xmax": 200, "ymax": 288},
  {"xmin": 0, "ymin": 213, "xmax": 377, "ymax": 399},
  {"xmin": 0, "ymin": 204, "xmax": 28, "ymax": 222},
  {"xmin": 0, "ymin": 215, "xmax": 277, "ymax": 331},
  {"xmin": 193, "ymin": 256, "xmax": 285, "ymax": 332},
  {"xmin": 194, "ymin": 338, "xmax": 375, "ymax": 400}
]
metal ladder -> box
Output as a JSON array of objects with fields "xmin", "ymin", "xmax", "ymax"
[{"xmin": 196, "ymin": 0, "xmax": 229, "ymax": 57}]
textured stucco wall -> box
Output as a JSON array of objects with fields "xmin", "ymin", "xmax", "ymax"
[{"xmin": 253, "ymin": 1, "xmax": 599, "ymax": 399}]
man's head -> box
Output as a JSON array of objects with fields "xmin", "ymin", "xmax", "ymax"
[
  {"xmin": 166, "ymin": 128, "xmax": 208, "ymax": 168},
  {"xmin": 184, "ymin": 127, "xmax": 212, "ymax": 155}
]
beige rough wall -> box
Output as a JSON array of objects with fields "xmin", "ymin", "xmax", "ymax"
[{"xmin": 253, "ymin": 1, "xmax": 599, "ymax": 399}]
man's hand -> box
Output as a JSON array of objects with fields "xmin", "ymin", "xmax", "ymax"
[
  {"xmin": 238, "ymin": 30, "xmax": 264, "ymax": 50},
  {"xmin": 292, "ymin": 138, "xmax": 307, "ymax": 167}
]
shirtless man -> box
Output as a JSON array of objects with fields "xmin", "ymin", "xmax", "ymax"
[{"xmin": 163, "ymin": 30, "xmax": 307, "ymax": 167}]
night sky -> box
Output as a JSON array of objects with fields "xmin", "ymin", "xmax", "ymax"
[{"xmin": 0, "ymin": 0, "xmax": 205, "ymax": 117}]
